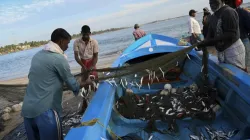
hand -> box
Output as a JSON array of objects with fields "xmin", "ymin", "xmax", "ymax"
[{"xmin": 80, "ymin": 77, "xmax": 93, "ymax": 88}]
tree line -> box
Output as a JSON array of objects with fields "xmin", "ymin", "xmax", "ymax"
[{"xmin": 0, "ymin": 27, "xmax": 126, "ymax": 55}]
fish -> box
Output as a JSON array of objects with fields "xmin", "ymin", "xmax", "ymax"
[
  {"xmin": 134, "ymin": 74, "xmax": 137, "ymax": 78},
  {"xmin": 140, "ymin": 77, "xmax": 144, "ymax": 85},
  {"xmin": 186, "ymin": 54, "xmax": 191, "ymax": 60},
  {"xmin": 189, "ymin": 135, "xmax": 200, "ymax": 140},
  {"xmin": 146, "ymin": 108, "xmax": 150, "ymax": 111},
  {"xmin": 201, "ymin": 65, "xmax": 204, "ymax": 73},
  {"xmin": 166, "ymin": 108, "xmax": 173, "ymax": 115},
  {"xmin": 152, "ymin": 96, "xmax": 157, "ymax": 99},
  {"xmin": 203, "ymin": 108, "xmax": 209, "ymax": 112},
  {"xmin": 148, "ymin": 83, "xmax": 151, "ymax": 90},
  {"xmin": 159, "ymin": 107, "xmax": 165, "ymax": 110},
  {"xmin": 191, "ymin": 108, "xmax": 200, "ymax": 111},
  {"xmin": 17, "ymin": 132, "xmax": 21, "ymax": 137},
  {"xmin": 120, "ymin": 79, "xmax": 125, "ymax": 88},
  {"xmin": 176, "ymin": 61, "xmax": 179, "ymax": 66},
  {"xmin": 159, "ymin": 67, "xmax": 165, "ymax": 78},
  {"xmin": 151, "ymin": 113, "xmax": 155, "ymax": 117},
  {"xmin": 137, "ymin": 103, "xmax": 144, "ymax": 106},
  {"xmin": 157, "ymin": 102, "xmax": 162, "ymax": 105},
  {"xmin": 227, "ymin": 129, "xmax": 239, "ymax": 137},
  {"xmin": 202, "ymin": 101, "xmax": 206, "ymax": 107},
  {"xmin": 148, "ymin": 135, "xmax": 153, "ymax": 140},
  {"xmin": 106, "ymin": 72, "xmax": 111, "ymax": 75},
  {"xmin": 124, "ymin": 78, "xmax": 128, "ymax": 86},
  {"xmin": 156, "ymin": 76, "xmax": 160, "ymax": 82},
  {"xmin": 129, "ymin": 82, "xmax": 135, "ymax": 86},
  {"xmin": 78, "ymin": 103, "xmax": 81, "ymax": 109}
]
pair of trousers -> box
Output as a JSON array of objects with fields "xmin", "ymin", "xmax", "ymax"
[{"xmin": 24, "ymin": 109, "xmax": 62, "ymax": 140}]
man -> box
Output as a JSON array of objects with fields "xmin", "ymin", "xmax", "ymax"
[
  {"xmin": 74, "ymin": 25, "xmax": 98, "ymax": 79},
  {"xmin": 21, "ymin": 28, "xmax": 92, "ymax": 140},
  {"xmin": 202, "ymin": 7, "xmax": 212, "ymax": 38},
  {"xmin": 133, "ymin": 24, "xmax": 146, "ymax": 41},
  {"xmin": 198, "ymin": 0, "xmax": 246, "ymax": 71},
  {"xmin": 188, "ymin": 9, "xmax": 203, "ymax": 45},
  {"xmin": 74, "ymin": 25, "xmax": 98, "ymax": 113},
  {"xmin": 226, "ymin": 0, "xmax": 250, "ymax": 73}
]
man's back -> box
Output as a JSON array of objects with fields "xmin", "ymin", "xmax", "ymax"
[{"xmin": 22, "ymin": 50, "xmax": 73, "ymax": 118}]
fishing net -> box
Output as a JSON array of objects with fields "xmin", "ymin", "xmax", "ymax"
[{"xmin": 0, "ymin": 41, "xmax": 194, "ymax": 94}]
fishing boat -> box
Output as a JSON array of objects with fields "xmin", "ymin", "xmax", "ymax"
[{"xmin": 65, "ymin": 34, "xmax": 250, "ymax": 140}]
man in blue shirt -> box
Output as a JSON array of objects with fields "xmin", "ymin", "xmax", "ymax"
[{"xmin": 21, "ymin": 28, "xmax": 92, "ymax": 140}]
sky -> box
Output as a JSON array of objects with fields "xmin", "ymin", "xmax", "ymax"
[{"xmin": 0, "ymin": 0, "xmax": 250, "ymax": 46}]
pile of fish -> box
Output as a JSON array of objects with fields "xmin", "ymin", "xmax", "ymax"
[
  {"xmin": 116, "ymin": 83, "xmax": 219, "ymax": 133},
  {"xmin": 190, "ymin": 126, "xmax": 239, "ymax": 140},
  {"xmin": 62, "ymin": 113, "xmax": 82, "ymax": 136}
]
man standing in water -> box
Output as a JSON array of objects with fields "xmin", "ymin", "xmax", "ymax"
[
  {"xmin": 74, "ymin": 25, "xmax": 99, "ymax": 113},
  {"xmin": 198, "ymin": 0, "xmax": 246, "ymax": 71},
  {"xmin": 188, "ymin": 9, "xmax": 203, "ymax": 45},
  {"xmin": 225, "ymin": 0, "xmax": 250, "ymax": 73},
  {"xmin": 21, "ymin": 28, "xmax": 92, "ymax": 140},
  {"xmin": 133, "ymin": 24, "xmax": 146, "ymax": 41}
]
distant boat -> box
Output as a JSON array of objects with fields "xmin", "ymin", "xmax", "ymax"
[{"xmin": 65, "ymin": 34, "xmax": 250, "ymax": 140}]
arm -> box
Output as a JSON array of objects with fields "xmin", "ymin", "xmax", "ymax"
[
  {"xmin": 90, "ymin": 40, "xmax": 99, "ymax": 70},
  {"xmin": 55, "ymin": 57, "xmax": 90, "ymax": 96}
]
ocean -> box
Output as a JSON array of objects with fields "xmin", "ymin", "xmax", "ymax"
[{"xmin": 0, "ymin": 13, "xmax": 203, "ymax": 81}]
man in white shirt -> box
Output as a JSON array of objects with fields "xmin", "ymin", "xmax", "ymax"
[{"xmin": 188, "ymin": 9, "xmax": 203, "ymax": 45}]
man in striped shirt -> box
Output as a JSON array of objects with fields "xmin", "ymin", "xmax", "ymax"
[{"xmin": 133, "ymin": 24, "xmax": 146, "ymax": 41}]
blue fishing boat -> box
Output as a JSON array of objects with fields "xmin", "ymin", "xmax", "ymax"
[{"xmin": 65, "ymin": 34, "xmax": 250, "ymax": 140}]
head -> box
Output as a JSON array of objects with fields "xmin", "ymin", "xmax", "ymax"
[
  {"xmin": 209, "ymin": 0, "xmax": 225, "ymax": 12},
  {"xmin": 81, "ymin": 25, "xmax": 91, "ymax": 41},
  {"xmin": 134, "ymin": 24, "xmax": 139, "ymax": 29},
  {"xmin": 51, "ymin": 28, "xmax": 71, "ymax": 51},
  {"xmin": 225, "ymin": 0, "xmax": 243, "ymax": 8},
  {"xmin": 189, "ymin": 9, "xmax": 197, "ymax": 17}
]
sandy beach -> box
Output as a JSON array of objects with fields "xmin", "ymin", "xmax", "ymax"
[{"xmin": 0, "ymin": 53, "xmax": 120, "ymax": 140}]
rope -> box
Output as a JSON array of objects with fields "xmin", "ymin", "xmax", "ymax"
[{"xmin": 80, "ymin": 118, "xmax": 122, "ymax": 140}]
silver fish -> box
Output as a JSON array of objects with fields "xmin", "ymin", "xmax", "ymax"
[
  {"xmin": 137, "ymin": 103, "xmax": 144, "ymax": 106},
  {"xmin": 189, "ymin": 135, "xmax": 200, "ymax": 140},
  {"xmin": 166, "ymin": 108, "xmax": 173, "ymax": 115},
  {"xmin": 203, "ymin": 108, "xmax": 209, "ymax": 112},
  {"xmin": 124, "ymin": 78, "xmax": 128, "ymax": 86},
  {"xmin": 202, "ymin": 101, "xmax": 206, "ymax": 107},
  {"xmin": 152, "ymin": 96, "xmax": 157, "ymax": 99},
  {"xmin": 156, "ymin": 76, "xmax": 160, "ymax": 82},
  {"xmin": 176, "ymin": 61, "xmax": 179, "ymax": 66},
  {"xmin": 186, "ymin": 54, "xmax": 191, "ymax": 60},
  {"xmin": 201, "ymin": 65, "xmax": 204, "ymax": 73},
  {"xmin": 148, "ymin": 83, "xmax": 150, "ymax": 90},
  {"xmin": 120, "ymin": 79, "xmax": 125, "ymax": 88},
  {"xmin": 191, "ymin": 108, "xmax": 200, "ymax": 111},
  {"xmin": 134, "ymin": 74, "xmax": 137, "ymax": 78},
  {"xmin": 146, "ymin": 108, "xmax": 150, "ymax": 111},
  {"xmin": 151, "ymin": 113, "xmax": 155, "ymax": 117},
  {"xmin": 78, "ymin": 103, "xmax": 81, "ymax": 109},
  {"xmin": 129, "ymin": 82, "xmax": 135, "ymax": 86},
  {"xmin": 140, "ymin": 77, "xmax": 144, "ymax": 85},
  {"xmin": 159, "ymin": 107, "xmax": 165, "ymax": 110},
  {"xmin": 227, "ymin": 129, "xmax": 239, "ymax": 137},
  {"xmin": 157, "ymin": 102, "xmax": 162, "ymax": 105},
  {"xmin": 159, "ymin": 67, "xmax": 165, "ymax": 78},
  {"xmin": 148, "ymin": 135, "xmax": 153, "ymax": 140}
]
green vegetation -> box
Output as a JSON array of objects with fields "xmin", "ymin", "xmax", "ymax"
[{"xmin": 0, "ymin": 27, "xmax": 126, "ymax": 55}]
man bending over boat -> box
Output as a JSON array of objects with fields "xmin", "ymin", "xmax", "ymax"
[
  {"xmin": 198, "ymin": 0, "xmax": 246, "ymax": 71},
  {"xmin": 21, "ymin": 28, "xmax": 92, "ymax": 140},
  {"xmin": 133, "ymin": 24, "xmax": 146, "ymax": 41},
  {"xmin": 226, "ymin": 0, "xmax": 250, "ymax": 73}
]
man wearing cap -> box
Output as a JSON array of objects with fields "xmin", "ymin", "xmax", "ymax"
[
  {"xmin": 188, "ymin": 9, "xmax": 203, "ymax": 45},
  {"xmin": 226, "ymin": 0, "xmax": 250, "ymax": 73},
  {"xmin": 198, "ymin": 0, "xmax": 246, "ymax": 71},
  {"xmin": 202, "ymin": 7, "xmax": 212, "ymax": 38},
  {"xmin": 133, "ymin": 24, "xmax": 146, "ymax": 41}
]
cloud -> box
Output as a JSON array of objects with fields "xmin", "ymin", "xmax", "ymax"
[
  {"xmin": 0, "ymin": 0, "xmax": 64, "ymax": 24},
  {"xmin": 77, "ymin": 0, "xmax": 169, "ymax": 30}
]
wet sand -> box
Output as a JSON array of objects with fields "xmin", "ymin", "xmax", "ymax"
[{"xmin": 0, "ymin": 53, "xmax": 120, "ymax": 140}]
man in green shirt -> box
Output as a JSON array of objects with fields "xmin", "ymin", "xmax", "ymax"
[{"xmin": 21, "ymin": 28, "xmax": 91, "ymax": 140}]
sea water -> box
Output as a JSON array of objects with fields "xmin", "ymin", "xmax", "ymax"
[{"xmin": 0, "ymin": 14, "xmax": 203, "ymax": 80}]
